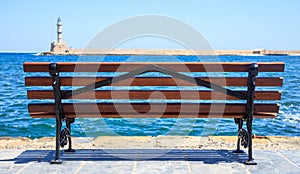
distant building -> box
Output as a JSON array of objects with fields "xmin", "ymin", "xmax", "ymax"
[
  {"xmin": 253, "ymin": 48, "xmax": 266, "ymax": 55},
  {"xmin": 50, "ymin": 18, "xmax": 70, "ymax": 54}
]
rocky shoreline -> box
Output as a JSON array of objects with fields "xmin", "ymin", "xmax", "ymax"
[{"xmin": 0, "ymin": 136, "xmax": 299, "ymax": 151}]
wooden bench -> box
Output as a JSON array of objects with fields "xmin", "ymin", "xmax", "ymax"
[{"xmin": 23, "ymin": 62, "xmax": 284, "ymax": 164}]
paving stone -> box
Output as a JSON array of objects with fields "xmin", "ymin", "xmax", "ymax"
[
  {"xmin": 0, "ymin": 150, "xmax": 22, "ymax": 160},
  {"xmin": 245, "ymin": 150, "xmax": 300, "ymax": 174},
  {"xmin": 278, "ymin": 150, "xmax": 300, "ymax": 167},
  {"xmin": 189, "ymin": 163, "xmax": 247, "ymax": 174},
  {"xmin": 0, "ymin": 163, "xmax": 27, "ymax": 174},
  {"xmin": 77, "ymin": 161, "xmax": 135, "ymax": 174},
  {"xmin": 18, "ymin": 161, "xmax": 81, "ymax": 174},
  {"xmin": 134, "ymin": 161, "xmax": 189, "ymax": 174}
]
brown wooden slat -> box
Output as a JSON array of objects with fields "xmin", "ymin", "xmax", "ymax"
[
  {"xmin": 28, "ymin": 103, "xmax": 279, "ymax": 115},
  {"xmin": 25, "ymin": 77, "xmax": 284, "ymax": 87},
  {"xmin": 30, "ymin": 113, "xmax": 277, "ymax": 119},
  {"xmin": 24, "ymin": 62, "xmax": 285, "ymax": 72},
  {"xmin": 27, "ymin": 90, "xmax": 282, "ymax": 100}
]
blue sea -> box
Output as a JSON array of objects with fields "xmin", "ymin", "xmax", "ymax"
[{"xmin": 0, "ymin": 53, "xmax": 299, "ymax": 138}]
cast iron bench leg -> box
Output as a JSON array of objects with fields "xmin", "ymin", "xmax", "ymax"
[
  {"xmin": 245, "ymin": 119, "xmax": 257, "ymax": 165},
  {"xmin": 233, "ymin": 118, "xmax": 245, "ymax": 154},
  {"xmin": 50, "ymin": 118, "xmax": 63, "ymax": 164},
  {"xmin": 65, "ymin": 118, "xmax": 75, "ymax": 153}
]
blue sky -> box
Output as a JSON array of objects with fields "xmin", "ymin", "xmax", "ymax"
[{"xmin": 1, "ymin": 0, "xmax": 300, "ymax": 52}]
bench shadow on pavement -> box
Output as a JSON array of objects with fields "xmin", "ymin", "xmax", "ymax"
[{"xmin": 1, "ymin": 149, "xmax": 249, "ymax": 164}]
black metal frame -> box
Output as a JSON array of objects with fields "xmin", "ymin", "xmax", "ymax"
[
  {"xmin": 49, "ymin": 63, "xmax": 75, "ymax": 164},
  {"xmin": 48, "ymin": 62, "xmax": 258, "ymax": 165},
  {"xmin": 49, "ymin": 63, "xmax": 64, "ymax": 164},
  {"xmin": 244, "ymin": 63, "xmax": 258, "ymax": 165}
]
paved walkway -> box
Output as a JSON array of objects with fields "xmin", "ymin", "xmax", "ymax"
[{"xmin": 0, "ymin": 149, "xmax": 299, "ymax": 174}]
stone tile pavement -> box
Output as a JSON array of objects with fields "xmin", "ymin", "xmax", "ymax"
[{"xmin": 0, "ymin": 149, "xmax": 299, "ymax": 174}]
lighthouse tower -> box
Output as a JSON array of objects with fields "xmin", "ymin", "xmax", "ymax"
[
  {"xmin": 57, "ymin": 17, "xmax": 63, "ymax": 44},
  {"xmin": 50, "ymin": 17, "xmax": 69, "ymax": 54}
]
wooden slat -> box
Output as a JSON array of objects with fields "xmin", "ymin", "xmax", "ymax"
[
  {"xmin": 25, "ymin": 77, "xmax": 284, "ymax": 87},
  {"xmin": 24, "ymin": 62, "xmax": 285, "ymax": 72},
  {"xmin": 30, "ymin": 113, "xmax": 277, "ymax": 119},
  {"xmin": 27, "ymin": 90, "xmax": 282, "ymax": 100},
  {"xmin": 28, "ymin": 103, "xmax": 279, "ymax": 115}
]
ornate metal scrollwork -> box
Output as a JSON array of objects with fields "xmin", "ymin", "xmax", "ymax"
[
  {"xmin": 238, "ymin": 128, "xmax": 248, "ymax": 148},
  {"xmin": 60, "ymin": 128, "xmax": 71, "ymax": 148}
]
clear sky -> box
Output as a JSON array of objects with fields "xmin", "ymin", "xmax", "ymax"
[{"xmin": 1, "ymin": 0, "xmax": 300, "ymax": 52}]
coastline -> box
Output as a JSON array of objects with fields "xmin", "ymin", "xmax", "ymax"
[
  {"xmin": 42, "ymin": 49, "xmax": 300, "ymax": 56},
  {"xmin": 1, "ymin": 136, "xmax": 299, "ymax": 150}
]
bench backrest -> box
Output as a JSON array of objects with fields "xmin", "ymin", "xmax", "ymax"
[{"xmin": 24, "ymin": 62, "xmax": 284, "ymax": 119}]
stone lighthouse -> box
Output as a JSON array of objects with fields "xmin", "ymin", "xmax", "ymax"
[
  {"xmin": 50, "ymin": 17, "xmax": 69, "ymax": 54},
  {"xmin": 57, "ymin": 17, "xmax": 63, "ymax": 44}
]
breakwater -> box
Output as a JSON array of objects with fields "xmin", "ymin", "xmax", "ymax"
[{"xmin": 42, "ymin": 49, "xmax": 300, "ymax": 56}]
